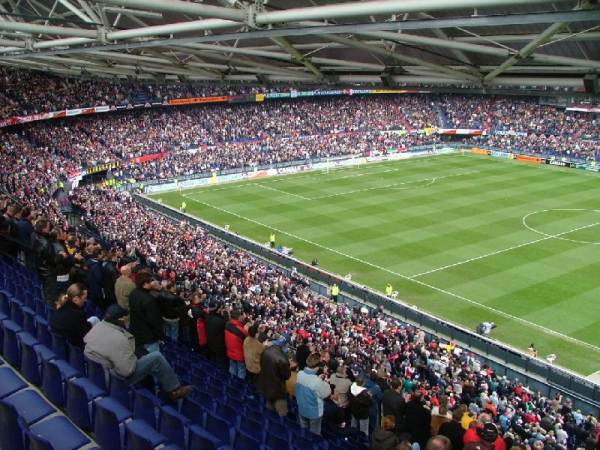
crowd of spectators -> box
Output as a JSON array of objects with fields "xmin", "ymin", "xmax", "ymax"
[{"xmin": 2, "ymin": 88, "xmax": 600, "ymax": 450}]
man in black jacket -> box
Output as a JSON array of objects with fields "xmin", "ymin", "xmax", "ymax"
[
  {"xmin": 205, "ymin": 304, "xmax": 228, "ymax": 369},
  {"xmin": 31, "ymin": 218, "xmax": 58, "ymax": 304},
  {"xmin": 438, "ymin": 408, "xmax": 466, "ymax": 450},
  {"xmin": 382, "ymin": 378, "xmax": 406, "ymax": 432},
  {"xmin": 405, "ymin": 392, "xmax": 432, "ymax": 449},
  {"xmin": 258, "ymin": 343, "xmax": 292, "ymax": 417},
  {"xmin": 129, "ymin": 271, "xmax": 163, "ymax": 354}
]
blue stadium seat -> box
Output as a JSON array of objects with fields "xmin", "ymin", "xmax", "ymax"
[
  {"xmin": 215, "ymin": 401, "xmax": 238, "ymax": 425},
  {"xmin": 67, "ymin": 342, "xmax": 86, "ymax": 375},
  {"xmin": 267, "ymin": 419, "xmax": 289, "ymax": 441},
  {"xmin": 0, "ymin": 292, "xmax": 10, "ymax": 315},
  {"xmin": 28, "ymin": 415, "xmax": 91, "ymax": 450},
  {"xmin": 17, "ymin": 331, "xmax": 48, "ymax": 385},
  {"xmin": 41, "ymin": 359, "xmax": 80, "ymax": 407},
  {"xmin": 265, "ymin": 432, "xmax": 290, "ymax": 450},
  {"xmin": 2, "ymin": 319, "xmax": 24, "ymax": 366},
  {"xmin": 237, "ymin": 415, "xmax": 263, "ymax": 443},
  {"xmin": 94, "ymin": 397, "xmax": 133, "ymax": 450},
  {"xmin": 86, "ymin": 356, "xmax": 108, "ymax": 391},
  {"xmin": 133, "ymin": 388, "xmax": 161, "ymax": 428},
  {"xmin": 234, "ymin": 431, "xmax": 263, "ymax": 450},
  {"xmin": 66, "ymin": 377, "xmax": 106, "ymax": 430},
  {"xmin": 159, "ymin": 404, "xmax": 191, "ymax": 449},
  {"xmin": 10, "ymin": 299, "xmax": 25, "ymax": 326},
  {"xmin": 22, "ymin": 307, "xmax": 37, "ymax": 335},
  {"xmin": 50, "ymin": 332, "xmax": 68, "ymax": 360},
  {"xmin": 187, "ymin": 424, "xmax": 223, "ymax": 450},
  {"xmin": 125, "ymin": 419, "xmax": 169, "ymax": 450},
  {"xmin": 109, "ymin": 372, "xmax": 133, "ymax": 409},
  {"xmin": 205, "ymin": 412, "xmax": 235, "ymax": 446},
  {"xmin": 3, "ymin": 388, "xmax": 55, "ymax": 425},
  {"xmin": 180, "ymin": 396, "xmax": 209, "ymax": 425},
  {"xmin": 35, "ymin": 316, "xmax": 51, "ymax": 347},
  {"xmin": 0, "ymin": 399, "xmax": 26, "ymax": 450},
  {"xmin": 0, "ymin": 365, "xmax": 27, "ymax": 398}
]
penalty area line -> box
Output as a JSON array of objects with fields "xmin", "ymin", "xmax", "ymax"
[{"xmin": 182, "ymin": 193, "xmax": 600, "ymax": 354}]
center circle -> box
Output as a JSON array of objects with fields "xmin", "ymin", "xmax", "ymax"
[{"xmin": 522, "ymin": 209, "xmax": 600, "ymax": 245}]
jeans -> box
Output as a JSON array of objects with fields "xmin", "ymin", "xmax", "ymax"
[
  {"xmin": 228, "ymin": 360, "xmax": 246, "ymax": 379},
  {"xmin": 128, "ymin": 352, "xmax": 180, "ymax": 392},
  {"xmin": 144, "ymin": 342, "xmax": 161, "ymax": 354},
  {"xmin": 163, "ymin": 318, "xmax": 179, "ymax": 342},
  {"xmin": 352, "ymin": 416, "xmax": 369, "ymax": 436},
  {"xmin": 299, "ymin": 416, "xmax": 323, "ymax": 435}
]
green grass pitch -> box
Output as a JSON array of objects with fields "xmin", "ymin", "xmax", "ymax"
[{"xmin": 151, "ymin": 153, "xmax": 600, "ymax": 376}]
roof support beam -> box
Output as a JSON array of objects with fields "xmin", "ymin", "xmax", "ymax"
[
  {"xmin": 98, "ymin": 0, "xmax": 246, "ymax": 21},
  {"xmin": 0, "ymin": 21, "xmax": 98, "ymax": 37},
  {"xmin": 270, "ymin": 36, "xmax": 323, "ymax": 80},
  {"xmin": 57, "ymin": 0, "xmax": 94, "ymax": 23},
  {"xmin": 323, "ymin": 34, "xmax": 481, "ymax": 82},
  {"xmin": 456, "ymin": 31, "xmax": 600, "ymax": 44}
]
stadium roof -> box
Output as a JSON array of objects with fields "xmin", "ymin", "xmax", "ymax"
[{"xmin": 0, "ymin": 0, "xmax": 599, "ymax": 92}]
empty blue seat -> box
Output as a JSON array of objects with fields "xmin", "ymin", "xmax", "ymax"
[
  {"xmin": 9, "ymin": 299, "xmax": 24, "ymax": 326},
  {"xmin": 3, "ymin": 388, "xmax": 55, "ymax": 425},
  {"xmin": 67, "ymin": 343, "xmax": 86, "ymax": 374},
  {"xmin": 0, "ymin": 399, "xmax": 26, "ymax": 450},
  {"xmin": 35, "ymin": 316, "xmax": 51, "ymax": 347},
  {"xmin": 187, "ymin": 424, "xmax": 222, "ymax": 450},
  {"xmin": 125, "ymin": 419, "xmax": 169, "ymax": 450},
  {"xmin": 0, "ymin": 365, "xmax": 27, "ymax": 398},
  {"xmin": 41, "ymin": 359, "xmax": 80, "ymax": 407},
  {"xmin": 28, "ymin": 415, "xmax": 91, "ymax": 450},
  {"xmin": 94, "ymin": 397, "xmax": 133, "ymax": 450},
  {"xmin": 159, "ymin": 405, "xmax": 191, "ymax": 449},
  {"xmin": 86, "ymin": 357, "xmax": 108, "ymax": 391},
  {"xmin": 237, "ymin": 415, "xmax": 263, "ymax": 443},
  {"xmin": 205, "ymin": 412, "xmax": 235, "ymax": 446},
  {"xmin": 66, "ymin": 377, "xmax": 106, "ymax": 430},
  {"xmin": 265, "ymin": 432, "xmax": 290, "ymax": 450},
  {"xmin": 0, "ymin": 292, "xmax": 10, "ymax": 315},
  {"xmin": 133, "ymin": 388, "xmax": 160, "ymax": 428},
  {"xmin": 267, "ymin": 419, "xmax": 289, "ymax": 441},
  {"xmin": 22, "ymin": 307, "xmax": 37, "ymax": 335},
  {"xmin": 180, "ymin": 396, "xmax": 209, "ymax": 425},
  {"xmin": 215, "ymin": 402, "xmax": 238, "ymax": 425},
  {"xmin": 18, "ymin": 331, "xmax": 46, "ymax": 385},
  {"xmin": 50, "ymin": 332, "xmax": 68, "ymax": 360},
  {"xmin": 110, "ymin": 372, "xmax": 133, "ymax": 409},
  {"xmin": 234, "ymin": 431, "xmax": 263, "ymax": 450},
  {"xmin": 2, "ymin": 319, "xmax": 23, "ymax": 366}
]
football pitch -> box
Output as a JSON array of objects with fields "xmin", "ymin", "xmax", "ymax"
[{"xmin": 152, "ymin": 153, "xmax": 600, "ymax": 376}]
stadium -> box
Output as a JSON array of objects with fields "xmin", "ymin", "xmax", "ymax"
[{"xmin": 1, "ymin": 0, "xmax": 600, "ymax": 449}]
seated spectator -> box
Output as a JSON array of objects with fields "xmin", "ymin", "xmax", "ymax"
[
  {"xmin": 51, "ymin": 283, "xmax": 97, "ymax": 347},
  {"xmin": 84, "ymin": 304, "xmax": 192, "ymax": 401}
]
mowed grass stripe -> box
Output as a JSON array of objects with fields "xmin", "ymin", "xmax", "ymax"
[{"xmin": 154, "ymin": 154, "xmax": 600, "ymax": 374}]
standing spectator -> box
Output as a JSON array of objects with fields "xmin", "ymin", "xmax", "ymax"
[
  {"xmin": 366, "ymin": 370, "xmax": 384, "ymax": 433},
  {"xmin": 129, "ymin": 271, "xmax": 163, "ymax": 354},
  {"xmin": 258, "ymin": 341, "xmax": 291, "ymax": 417},
  {"xmin": 51, "ymin": 283, "xmax": 96, "ymax": 347},
  {"xmin": 156, "ymin": 280, "xmax": 185, "ymax": 342},
  {"xmin": 296, "ymin": 353, "xmax": 332, "ymax": 435},
  {"xmin": 405, "ymin": 392, "xmax": 432, "ymax": 449},
  {"xmin": 115, "ymin": 263, "xmax": 135, "ymax": 311},
  {"xmin": 431, "ymin": 396, "xmax": 452, "ymax": 436},
  {"xmin": 16, "ymin": 206, "xmax": 34, "ymax": 247},
  {"xmin": 349, "ymin": 376, "xmax": 373, "ymax": 436},
  {"xmin": 205, "ymin": 304, "xmax": 228, "ymax": 369},
  {"xmin": 439, "ymin": 408, "xmax": 466, "ymax": 450},
  {"xmin": 189, "ymin": 291, "xmax": 207, "ymax": 353},
  {"xmin": 84, "ymin": 304, "xmax": 192, "ymax": 401},
  {"xmin": 85, "ymin": 246, "xmax": 106, "ymax": 310},
  {"xmin": 30, "ymin": 217, "xmax": 57, "ymax": 304},
  {"xmin": 295, "ymin": 338, "xmax": 311, "ymax": 370},
  {"xmin": 52, "ymin": 229, "xmax": 74, "ymax": 297},
  {"xmin": 244, "ymin": 323, "xmax": 266, "ymax": 385},
  {"xmin": 286, "ymin": 357, "xmax": 298, "ymax": 399},
  {"xmin": 371, "ymin": 415, "xmax": 400, "ymax": 450},
  {"xmin": 382, "ymin": 378, "xmax": 406, "ymax": 431},
  {"xmin": 225, "ymin": 309, "xmax": 250, "ymax": 379},
  {"xmin": 329, "ymin": 363, "xmax": 352, "ymax": 419}
]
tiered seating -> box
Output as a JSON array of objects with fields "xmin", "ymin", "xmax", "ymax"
[{"xmin": 0, "ymin": 255, "xmax": 369, "ymax": 450}]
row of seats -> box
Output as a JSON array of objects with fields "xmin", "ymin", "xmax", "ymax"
[{"xmin": 0, "ymin": 255, "xmax": 368, "ymax": 450}]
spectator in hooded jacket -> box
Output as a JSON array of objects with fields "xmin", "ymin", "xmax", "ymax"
[
  {"xmin": 296, "ymin": 353, "xmax": 332, "ymax": 435},
  {"xmin": 258, "ymin": 340, "xmax": 291, "ymax": 417},
  {"xmin": 350, "ymin": 376, "xmax": 374, "ymax": 436},
  {"xmin": 225, "ymin": 309, "xmax": 250, "ymax": 379}
]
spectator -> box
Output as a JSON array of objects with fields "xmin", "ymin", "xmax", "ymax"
[
  {"xmin": 382, "ymin": 377, "xmax": 406, "ymax": 432},
  {"xmin": 115, "ymin": 262, "xmax": 136, "ymax": 310},
  {"xmin": 244, "ymin": 322, "xmax": 266, "ymax": 385},
  {"xmin": 349, "ymin": 376, "xmax": 373, "ymax": 436},
  {"xmin": 205, "ymin": 304, "xmax": 228, "ymax": 369},
  {"xmin": 84, "ymin": 304, "xmax": 192, "ymax": 401},
  {"xmin": 296, "ymin": 338, "xmax": 311, "ymax": 370},
  {"xmin": 258, "ymin": 340, "xmax": 292, "ymax": 417},
  {"xmin": 30, "ymin": 217, "xmax": 58, "ymax": 304},
  {"xmin": 296, "ymin": 353, "xmax": 332, "ymax": 435},
  {"xmin": 405, "ymin": 392, "xmax": 432, "ymax": 448},
  {"xmin": 426, "ymin": 435, "xmax": 453, "ymax": 450},
  {"xmin": 439, "ymin": 407, "xmax": 466, "ymax": 450},
  {"xmin": 156, "ymin": 280, "xmax": 185, "ymax": 342},
  {"xmin": 431, "ymin": 396, "xmax": 452, "ymax": 436},
  {"xmin": 329, "ymin": 363, "xmax": 352, "ymax": 417},
  {"xmin": 85, "ymin": 246, "xmax": 106, "ymax": 310},
  {"xmin": 371, "ymin": 415, "xmax": 400, "ymax": 450},
  {"xmin": 51, "ymin": 283, "xmax": 97, "ymax": 347},
  {"xmin": 225, "ymin": 309, "xmax": 250, "ymax": 379},
  {"xmin": 286, "ymin": 357, "xmax": 298, "ymax": 399},
  {"xmin": 129, "ymin": 271, "xmax": 164, "ymax": 354}
]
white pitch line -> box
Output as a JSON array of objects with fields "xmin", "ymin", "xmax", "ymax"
[
  {"xmin": 255, "ymin": 183, "xmax": 311, "ymax": 200},
  {"xmin": 309, "ymin": 170, "xmax": 478, "ymax": 200},
  {"xmin": 182, "ymin": 194, "xmax": 600, "ymax": 354},
  {"xmin": 409, "ymin": 221, "xmax": 600, "ymax": 279}
]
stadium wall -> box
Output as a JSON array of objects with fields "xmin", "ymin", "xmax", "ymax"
[{"xmin": 134, "ymin": 150, "xmax": 600, "ymax": 414}]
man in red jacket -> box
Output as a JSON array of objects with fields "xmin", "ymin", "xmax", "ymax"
[{"xmin": 225, "ymin": 309, "xmax": 250, "ymax": 379}]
